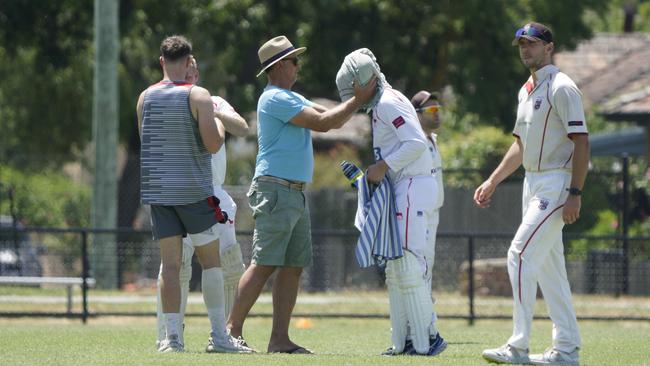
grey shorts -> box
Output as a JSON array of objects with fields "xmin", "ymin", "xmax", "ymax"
[
  {"xmin": 247, "ymin": 179, "xmax": 312, "ymax": 267},
  {"xmin": 150, "ymin": 198, "xmax": 220, "ymax": 245}
]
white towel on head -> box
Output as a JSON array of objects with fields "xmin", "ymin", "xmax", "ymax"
[{"xmin": 335, "ymin": 48, "xmax": 389, "ymax": 110}]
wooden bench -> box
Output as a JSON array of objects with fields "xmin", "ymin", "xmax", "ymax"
[{"xmin": 0, "ymin": 276, "xmax": 96, "ymax": 313}]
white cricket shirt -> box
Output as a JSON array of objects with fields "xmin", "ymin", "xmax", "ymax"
[
  {"xmin": 427, "ymin": 133, "xmax": 444, "ymax": 209},
  {"xmin": 210, "ymin": 96, "xmax": 237, "ymax": 187},
  {"xmin": 514, "ymin": 64, "xmax": 588, "ymax": 172},
  {"xmin": 371, "ymin": 88, "xmax": 433, "ymax": 183}
]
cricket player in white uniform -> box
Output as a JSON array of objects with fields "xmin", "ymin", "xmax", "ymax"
[
  {"xmin": 411, "ymin": 90, "xmax": 444, "ymax": 331},
  {"xmin": 474, "ymin": 22, "xmax": 588, "ymax": 366},
  {"xmin": 336, "ymin": 49, "xmax": 447, "ymax": 357},
  {"xmin": 411, "ymin": 91, "xmax": 444, "ymax": 288},
  {"xmin": 155, "ymin": 58, "xmax": 250, "ymax": 353}
]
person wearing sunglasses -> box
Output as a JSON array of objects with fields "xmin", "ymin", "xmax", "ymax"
[
  {"xmin": 475, "ymin": 22, "xmax": 587, "ymax": 366},
  {"xmin": 226, "ymin": 36, "xmax": 377, "ymax": 355},
  {"xmin": 410, "ymin": 90, "xmax": 444, "ymax": 352}
]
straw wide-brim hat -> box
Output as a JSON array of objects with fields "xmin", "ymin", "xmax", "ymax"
[{"xmin": 256, "ymin": 35, "xmax": 306, "ymax": 77}]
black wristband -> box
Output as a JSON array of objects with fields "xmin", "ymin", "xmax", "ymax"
[{"xmin": 567, "ymin": 187, "xmax": 582, "ymax": 196}]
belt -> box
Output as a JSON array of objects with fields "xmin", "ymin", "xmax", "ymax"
[{"xmin": 256, "ymin": 176, "xmax": 306, "ymax": 191}]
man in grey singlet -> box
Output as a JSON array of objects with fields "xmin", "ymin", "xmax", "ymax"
[{"xmin": 137, "ymin": 35, "xmax": 243, "ymax": 353}]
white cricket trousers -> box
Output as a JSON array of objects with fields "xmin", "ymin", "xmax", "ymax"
[
  {"xmin": 507, "ymin": 170, "xmax": 581, "ymax": 353},
  {"xmin": 394, "ymin": 175, "xmax": 438, "ymax": 274}
]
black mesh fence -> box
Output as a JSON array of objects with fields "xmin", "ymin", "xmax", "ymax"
[{"xmin": 1, "ymin": 227, "xmax": 649, "ymax": 323}]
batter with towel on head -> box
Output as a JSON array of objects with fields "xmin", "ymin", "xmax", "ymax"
[
  {"xmin": 336, "ymin": 49, "xmax": 447, "ymax": 357},
  {"xmin": 475, "ymin": 22, "xmax": 588, "ymax": 366}
]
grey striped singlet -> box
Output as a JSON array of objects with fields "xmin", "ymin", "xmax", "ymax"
[{"xmin": 140, "ymin": 81, "xmax": 212, "ymax": 205}]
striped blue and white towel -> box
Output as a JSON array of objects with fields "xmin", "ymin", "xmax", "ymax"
[{"xmin": 353, "ymin": 174, "xmax": 403, "ymax": 268}]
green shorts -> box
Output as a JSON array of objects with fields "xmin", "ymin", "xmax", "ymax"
[{"xmin": 247, "ymin": 179, "xmax": 312, "ymax": 267}]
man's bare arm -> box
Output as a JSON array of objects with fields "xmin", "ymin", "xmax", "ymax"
[
  {"xmin": 290, "ymin": 77, "xmax": 377, "ymax": 132},
  {"xmin": 215, "ymin": 111, "xmax": 249, "ymax": 138},
  {"xmin": 190, "ymin": 86, "xmax": 224, "ymax": 153},
  {"xmin": 136, "ymin": 91, "xmax": 145, "ymax": 138},
  {"xmin": 562, "ymin": 134, "xmax": 589, "ymax": 224}
]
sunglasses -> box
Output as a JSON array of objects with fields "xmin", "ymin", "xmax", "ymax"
[
  {"xmin": 514, "ymin": 26, "xmax": 550, "ymax": 43},
  {"xmin": 283, "ymin": 57, "xmax": 299, "ymax": 66},
  {"xmin": 416, "ymin": 105, "xmax": 441, "ymax": 114}
]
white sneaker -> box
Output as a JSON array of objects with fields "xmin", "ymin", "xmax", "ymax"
[
  {"xmin": 158, "ymin": 334, "xmax": 184, "ymax": 353},
  {"xmin": 529, "ymin": 348, "xmax": 579, "ymax": 366},
  {"xmin": 156, "ymin": 323, "xmax": 185, "ymax": 350},
  {"xmin": 482, "ymin": 344, "xmax": 530, "ymax": 364},
  {"xmin": 206, "ymin": 332, "xmax": 254, "ymax": 353}
]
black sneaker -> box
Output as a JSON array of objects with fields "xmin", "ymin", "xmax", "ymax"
[
  {"xmin": 405, "ymin": 333, "xmax": 447, "ymax": 356},
  {"xmin": 380, "ymin": 339, "xmax": 413, "ymax": 356}
]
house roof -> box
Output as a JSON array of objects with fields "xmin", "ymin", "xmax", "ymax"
[{"xmin": 554, "ymin": 33, "xmax": 650, "ymax": 120}]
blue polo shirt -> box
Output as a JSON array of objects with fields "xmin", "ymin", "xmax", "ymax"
[{"xmin": 254, "ymin": 85, "xmax": 314, "ymax": 183}]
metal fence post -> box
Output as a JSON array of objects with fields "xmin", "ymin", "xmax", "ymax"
[
  {"xmin": 621, "ymin": 154, "xmax": 629, "ymax": 295},
  {"xmin": 81, "ymin": 230, "xmax": 89, "ymax": 324},
  {"xmin": 468, "ymin": 235, "xmax": 475, "ymax": 326}
]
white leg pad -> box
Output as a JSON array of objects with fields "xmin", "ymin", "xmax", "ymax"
[
  {"xmin": 202, "ymin": 267, "xmax": 226, "ymax": 335},
  {"xmin": 178, "ymin": 241, "xmax": 194, "ymax": 343},
  {"xmin": 220, "ymin": 242, "xmax": 245, "ymax": 317},
  {"xmin": 393, "ymin": 251, "xmax": 433, "ymax": 354},
  {"xmin": 156, "ymin": 265, "xmax": 165, "ymax": 344},
  {"xmin": 386, "ymin": 260, "xmax": 408, "ymax": 353}
]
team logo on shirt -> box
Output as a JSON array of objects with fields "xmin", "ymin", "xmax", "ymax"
[
  {"xmin": 396, "ymin": 212, "xmax": 403, "ymax": 220},
  {"xmin": 392, "ymin": 116, "xmax": 406, "ymax": 129},
  {"xmin": 568, "ymin": 121, "xmax": 584, "ymax": 126},
  {"xmin": 539, "ymin": 198, "xmax": 549, "ymax": 210},
  {"xmin": 534, "ymin": 97, "xmax": 543, "ymax": 110}
]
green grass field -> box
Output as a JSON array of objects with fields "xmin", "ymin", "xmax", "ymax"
[
  {"xmin": 1, "ymin": 317, "xmax": 649, "ymax": 365},
  {"xmin": 2, "ymin": 288, "xmax": 650, "ymax": 365},
  {"xmin": 2, "ymin": 287, "xmax": 650, "ymax": 318}
]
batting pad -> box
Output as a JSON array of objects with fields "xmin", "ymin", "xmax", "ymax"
[
  {"xmin": 155, "ymin": 274, "xmax": 166, "ymax": 344},
  {"xmin": 386, "ymin": 262, "xmax": 408, "ymax": 353},
  {"xmin": 220, "ymin": 242, "xmax": 245, "ymax": 317},
  {"xmin": 392, "ymin": 251, "xmax": 433, "ymax": 354},
  {"xmin": 202, "ymin": 267, "xmax": 226, "ymax": 335}
]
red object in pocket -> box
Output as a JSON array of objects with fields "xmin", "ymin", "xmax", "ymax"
[{"xmin": 207, "ymin": 196, "xmax": 229, "ymax": 224}]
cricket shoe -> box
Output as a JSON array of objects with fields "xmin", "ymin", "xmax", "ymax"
[
  {"xmin": 381, "ymin": 339, "xmax": 413, "ymax": 356},
  {"xmin": 157, "ymin": 334, "xmax": 184, "ymax": 353},
  {"xmin": 529, "ymin": 347, "xmax": 579, "ymax": 366},
  {"xmin": 405, "ymin": 333, "xmax": 448, "ymax": 356},
  {"xmin": 482, "ymin": 344, "xmax": 530, "ymax": 364},
  {"xmin": 206, "ymin": 332, "xmax": 255, "ymax": 353},
  {"xmin": 156, "ymin": 323, "xmax": 185, "ymax": 350}
]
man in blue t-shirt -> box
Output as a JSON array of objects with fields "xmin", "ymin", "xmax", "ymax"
[{"xmin": 226, "ymin": 35, "xmax": 377, "ymax": 354}]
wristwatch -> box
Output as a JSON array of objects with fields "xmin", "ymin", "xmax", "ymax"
[{"xmin": 567, "ymin": 187, "xmax": 582, "ymax": 196}]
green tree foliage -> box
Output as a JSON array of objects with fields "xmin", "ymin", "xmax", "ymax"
[
  {"xmin": 0, "ymin": 0, "xmax": 611, "ymax": 170},
  {"xmin": 439, "ymin": 124, "xmax": 516, "ymax": 188},
  {"xmin": 0, "ymin": 165, "xmax": 90, "ymax": 228},
  {"xmin": 0, "ymin": 0, "xmax": 93, "ymax": 169}
]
